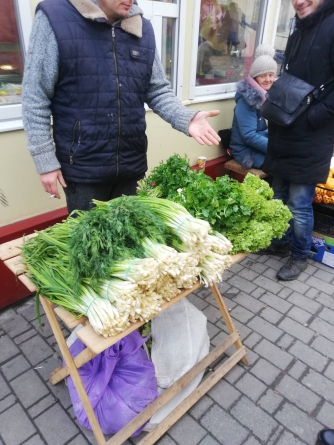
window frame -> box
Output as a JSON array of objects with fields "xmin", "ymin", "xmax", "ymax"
[
  {"xmin": 189, "ymin": 0, "xmax": 270, "ymax": 102},
  {"xmin": 0, "ymin": 0, "xmax": 32, "ymax": 133},
  {"xmin": 138, "ymin": 0, "xmax": 185, "ymax": 100}
]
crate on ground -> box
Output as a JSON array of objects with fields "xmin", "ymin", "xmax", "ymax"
[
  {"xmin": 310, "ymin": 232, "xmax": 334, "ymax": 269},
  {"xmin": 312, "ymin": 202, "xmax": 334, "ymax": 237}
]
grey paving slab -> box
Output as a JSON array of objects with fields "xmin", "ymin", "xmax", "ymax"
[
  {"xmin": 288, "ymin": 360, "xmax": 308, "ymax": 380},
  {"xmin": 230, "ymin": 396, "xmax": 278, "ymax": 443},
  {"xmin": 198, "ymin": 435, "xmax": 220, "ymax": 445},
  {"xmin": 311, "ymin": 335, "xmax": 334, "ymax": 361},
  {"xmin": 13, "ymin": 330, "xmax": 37, "ymax": 345},
  {"xmin": 0, "ymin": 394, "xmax": 16, "ymax": 415},
  {"xmin": 258, "ymin": 389, "xmax": 283, "ymax": 414},
  {"xmin": 10, "ymin": 369, "xmax": 49, "ymax": 408},
  {"xmin": 243, "ymin": 332, "xmax": 262, "ymax": 349},
  {"xmin": 19, "ymin": 335, "xmax": 54, "ymax": 367},
  {"xmin": 260, "ymin": 292, "xmax": 292, "ymax": 314},
  {"xmin": 288, "ymin": 340, "xmax": 328, "ymax": 372},
  {"xmin": 277, "ymin": 333, "xmax": 294, "ymax": 350},
  {"xmin": 275, "ymin": 374, "xmax": 321, "ymax": 414},
  {"xmin": 0, "ymin": 374, "xmax": 11, "ymax": 400},
  {"xmin": 286, "ymin": 306, "xmax": 312, "ymax": 325},
  {"xmin": 324, "ymin": 361, "xmax": 334, "ymax": 381},
  {"xmin": 34, "ymin": 404, "xmax": 79, "ymax": 445},
  {"xmin": 309, "ymin": 317, "xmax": 334, "ymax": 343},
  {"xmin": 6, "ymin": 363, "xmax": 31, "ymax": 395},
  {"xmin": 305, "ymin": 276, "xmax": 334, "ymax": 296},
  {"xmin": 276, "ymin": 430, "xmax": 307, "ymax": 445},
  {"xmin": 302, "ymin": 369, "xmax": 334, "ymax": 404},
  {"xmin": 15, "ymin": 298, "xmax": 41, "ymax": 321},
  {"xmin": 247, "ymin": 316, "xmax": 283, "ymax": 342},
  {"xmin": 278, "ymin": 317, "xmax": 314, "ymax": 343},
  {"xmin": 275, "ymin": 402, "xmax": 322, "ymax": 443},
  {"xmin": 0, "ymin": 403, "xmax": 36, "ymax": 445},
  {"xmin": 0, "ymin": 335, "xmax": 20, "ymax": 365},
  {"xmin": 250, "ymin": 358, "xmax": 281, "ymax": 385},
  {"xmin": 23, "ymin": 436, "xmax": 46, "ymax": 445},
  {"xmin": 316, "ymin": 401, "xmax": 334, "ymax": 427},
  {"xmin": 200, "ymin": 405, "xmax": 248, "ymax": 445},
  {"xmin": 155, "ymin": 436, "xmax": 177, "ymax": 445},
  {"xmin": 243, "ymin": 437, "xmax": 262, "ymax": 445},
  {"xmin": 168, "ymin": 414, "xmax": 206, "ymax": 445},
  {"xmin": 189, "ymin": 395, "xmax": 214, "ymax": 419},
  {"xmin": 235, "ymin": 373, "xmax": 267, "ymax": 402},
  {"xmin": 254, "ymin": 339, "xmax": 294, "ymax": 370},
  {"xmin": 0, "ymin": 312, "xmax": 31, "ymax": 338},
  {"xmin": 260, "ymin": 306, "xmax": 283, "ymax": 324},
  {"xmin": 207, "ymin": 380, "xmax": 241, "ymax": 409},
  {"xmin": 28, "ymin": 394, "xmax": 56, "ymax": 419},
  {"xmin": 287, "ymin": 291, "xmax": 321, "ymax": 314}
]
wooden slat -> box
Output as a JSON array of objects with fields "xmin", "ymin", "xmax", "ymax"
[
  {"xmin": 54, "ymin": 306, "xmax": 88, "ymax": 329},
  {"xmin": 106, "ymin": 331, "xmax": 242, "ymax": 445},
  {"xmin": 77, "ymin": 281, "xmax": 202, "ymax": 354},
  {"xmin": 49, "ymin": 347, "xmax": 96, "ymax": 385},
  {"xmin": 138, "ymin": 347, "xmax": 247, "ymax": 445},
  {"xmin": 230, "ymin": 252, "xmax": 247, "ymax": 265},
  {"xmin": 0, "ymin": 233, "xmax": 37, "ymax": 261},
  {"xmin": 210, "ymin": 282, "xmax": 249, "ymax": 366},
  {"xmin": 4, "ymin": 255, "xmax": 27, "ymax": 275},
  {"xmin": 18, "ymin": 274, "xmax": 37, "ymax": 293}
]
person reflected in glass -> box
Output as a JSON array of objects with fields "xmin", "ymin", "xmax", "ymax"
[{"xmin": 230, "ymin": 44, "xmax": 277, "ymax": 170}]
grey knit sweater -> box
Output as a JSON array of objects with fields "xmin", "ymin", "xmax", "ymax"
[{"xmin": 22, "ymin": 0, "xmax": 197, "ymax": 175}]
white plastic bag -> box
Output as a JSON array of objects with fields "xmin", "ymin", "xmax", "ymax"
[{"xmin": 144, "ymin": 298, "xmax": 210, "ymax": 430}]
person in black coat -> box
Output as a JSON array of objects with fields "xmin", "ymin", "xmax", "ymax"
[{"xmin": 260, "ymin": 0, "xmax": 334, "ymax": 280}]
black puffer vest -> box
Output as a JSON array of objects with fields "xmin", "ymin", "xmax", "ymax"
[{"xmin": 38, "ymin": 0, "xmax": 155, "ymax": 183}]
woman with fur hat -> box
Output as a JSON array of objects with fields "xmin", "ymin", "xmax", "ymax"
[{"xmin": 230, "ymin": 44, "xmax": 277, "ymax": 169}]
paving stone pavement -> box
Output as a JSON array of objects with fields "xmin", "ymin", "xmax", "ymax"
[{"xmin": 1, "ymin": 253, "xmax": 334, "ymax": 445}]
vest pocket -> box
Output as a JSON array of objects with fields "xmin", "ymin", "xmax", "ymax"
[{"xmin": 129, "ymin": 46, "xmax": 149, "ymax": 64}]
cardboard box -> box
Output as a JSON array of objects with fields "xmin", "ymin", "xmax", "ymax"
[{"xmin": 310, "ymin": 232, "xmax": 334, "ymax": 269}]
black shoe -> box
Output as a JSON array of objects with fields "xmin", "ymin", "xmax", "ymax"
[
  {"xmin": 277, "ymin": 256, "xmax": 308, "ymax": 281},
  {"xmin": 256, "ymin": 243, "xmax": 290, "ymax": 257},
  {"xmin": 317, "ymin": 429, "xmax": 334, "ymax": 445}
]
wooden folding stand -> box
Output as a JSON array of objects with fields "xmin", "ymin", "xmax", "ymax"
[{"xmin": 0, "ymin": 236, "xmax": 249, "ymax": 445}]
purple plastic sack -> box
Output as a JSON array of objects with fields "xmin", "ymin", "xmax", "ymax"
[{"xmin": 66, "ymin": 331, "xmax": 158, "ymax": 435}]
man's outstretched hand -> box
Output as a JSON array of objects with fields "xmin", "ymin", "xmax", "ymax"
[
  {"xmin": 40, "ymin": 169, "xmax": 67, "ymax": 199},
  {"xmin": 188, "ymin": 110, "xmax": 221, "ymax": 146}
]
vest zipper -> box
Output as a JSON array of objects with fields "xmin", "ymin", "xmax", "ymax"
[{"xmin": 112, "ymin": 25, "xmax": 121, "ymax": 179}]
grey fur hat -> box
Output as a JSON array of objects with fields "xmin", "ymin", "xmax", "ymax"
[{"xmin": 249, "ymin": 44, "xmax": 277, "ymax": 79}]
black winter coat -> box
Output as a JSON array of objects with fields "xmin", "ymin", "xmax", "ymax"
[{"xmin": 263, "ymin": 0, "xmax": 334, "ymax": 184}]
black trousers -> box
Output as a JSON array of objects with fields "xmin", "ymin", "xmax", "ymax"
[{"xmin": 63, "ymin": 172, "xmax": 145, "ymax": 215}]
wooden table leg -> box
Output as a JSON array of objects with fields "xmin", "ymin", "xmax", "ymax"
[
  {"xmin": 210, "ymin": 283, "xmax": 249, "ymax": 366},
  {"xmin": 40, "ymin": 297, "xmax": 106, "ymax": 445}
]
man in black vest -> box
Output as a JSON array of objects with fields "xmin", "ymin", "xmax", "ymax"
[
  {"xmin": 22, "ymin": 0, "xmax": 221, "ymax": 213},
  {"xmin": 260, "ymin": 0, "xmax": 334, "ymax": 280}
]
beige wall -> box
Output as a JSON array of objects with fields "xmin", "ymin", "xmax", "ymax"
[{"xmin": 0, "ymin": 99, "xmax": 233, "ymax": 227}]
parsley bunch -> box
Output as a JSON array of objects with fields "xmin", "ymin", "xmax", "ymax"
[{"xmin": 139, "ymin": 155, "xmax": 291, "ymax": 253}]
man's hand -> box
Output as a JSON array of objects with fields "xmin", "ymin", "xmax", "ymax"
[
  {"xmin": 188, "ymin": 110, "xmax": 221, "ymax": 146},
  {"xmin": 40, "ymin": 170, "xmax": 67, "ymax": 199}
]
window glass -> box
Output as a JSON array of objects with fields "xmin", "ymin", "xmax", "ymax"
[
  {"xmin": 161, "ymin": 17, "xmax": 176, "ymax": 85},
  {"xmin": 196, "ymin": 0, "xmax": 263, "ymax": 87},
  {"xmin": 0, "ymin": 0, "xmax": 24, "ymax": 106},
  {"xmin": 274, "ymin": 0, "xmax": 296, "ymax": 75}
]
